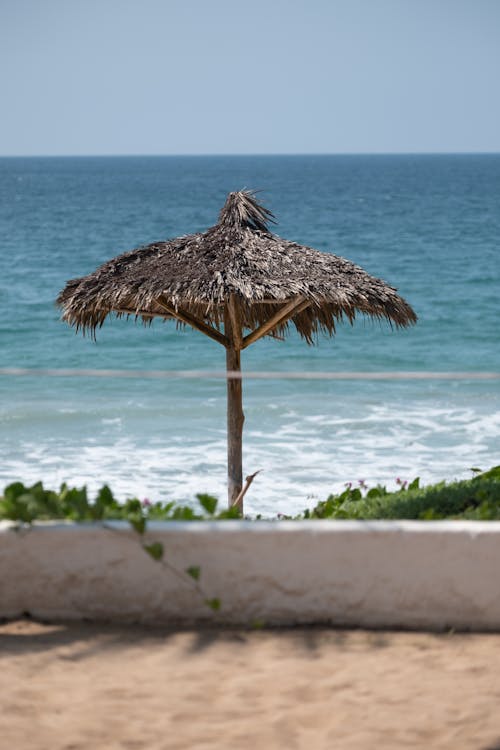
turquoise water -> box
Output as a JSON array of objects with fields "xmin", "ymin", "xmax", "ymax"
[{"xmin": 1, "ymin": 155, "xmax": 499, "ymax": 513}]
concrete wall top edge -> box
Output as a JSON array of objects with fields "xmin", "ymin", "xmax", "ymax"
[{"xmin": 2, "ymin": 519, "xmax": 500, "ymax": 534}]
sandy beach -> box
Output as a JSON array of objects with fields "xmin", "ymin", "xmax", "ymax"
[{"xmin": 2, "ymin": 619, "xmax": 500, "ymax": 749}]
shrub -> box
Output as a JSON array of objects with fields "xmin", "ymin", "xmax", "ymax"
[
  {"xmin": 304, "ymin": 466, "xmax": 500, "ymax": 520},
  {"xmin": 1, "ymin": 466, "xmax": 500, "ymax": 523}
]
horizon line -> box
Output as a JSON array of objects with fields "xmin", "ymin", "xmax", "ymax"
[{"xmin": 1, "ymin": 150, "xmax": 500, "ymax": 159}]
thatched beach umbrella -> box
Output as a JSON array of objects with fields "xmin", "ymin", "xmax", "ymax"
[{"xmin": 57, "ymin": 191, "xmax": 416, "ymax": 512}]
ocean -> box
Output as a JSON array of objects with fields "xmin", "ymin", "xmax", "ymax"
[{"xmin": 1, "ymin": 154, "xmax": 499, "ymax": 515}]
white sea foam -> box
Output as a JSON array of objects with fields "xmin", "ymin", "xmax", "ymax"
[{"xmin": 1, "ymin": 391, "xmax": 499, "ymax": 516}]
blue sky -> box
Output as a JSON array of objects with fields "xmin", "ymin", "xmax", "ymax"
[{"xmin": 1, "ymin": 0, "xmax": 499, "ymax": 155}]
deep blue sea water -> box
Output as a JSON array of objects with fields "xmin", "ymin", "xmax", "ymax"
[{"xmin": 0, "ymin": 155, "xmax": 499, "ymax": 514}]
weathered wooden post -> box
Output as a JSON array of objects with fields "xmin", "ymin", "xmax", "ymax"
[{"xmin": 225, "ymin": 295, "xmax": 244, "ymax": 511}]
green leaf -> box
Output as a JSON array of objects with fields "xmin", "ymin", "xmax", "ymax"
[
  {"xmin": 128, "ymin": 515, "xmax": 146, "ymax": 535},
  {"xmin": 215, "ymin": 506, "xmax": 241, "ymax": 519},
  {"xmin": 473, "ymin": 465, "xmax": 500, "ymax": 481},
  {"xmin": 186, "ymin": 565, "xmax": 201, "ymax": 581},
  {"xmin": 196, "ymin": 493, "xmax": 218, "ymax": 515},
  {"xmin": 338, "ymin": 488, "xmax": 352, "ymax": 502},
  {"xmin": 147, "ymin": 501, "xmax": 174, "ymax": 519},
  {"xmin": 124, "ymin": 498, "xmax": 143, "ymax": 514},
  {"xmin": 476, "ymin": 502, "xmax": 500, "ymax": 520},
  {"xmin": 61, "ymin": 486, "xmax": 89, "ymax": 519},
  {"xmin": 96, "ymin": 484, "xmax": 115, "ymax": 507},
  {"xmin": 143, "ymin": 542, "xmax": 164, "ymax": 561},
  {"xmin": 1, "ymin": 492, "xmax": 37, "ymax": 523},
  {"xmin": 26, "ymin": 482, "xmax": 44, "ymax": 502},
  {"xmin": 91, "ymin": 485, "xmax": 116, "ymax": 520},
  {"xmin": 205, "ymin": 597, "xmax": 221, "ymax": 611},
  {"xmin": 4, "ymin": 482, "xmax": 29, "ymax": 502},
  {"xmin": 171, "ymin": 505, "xmax": 198, "ymax": 520},
  {"xmin": 419, "ymin": 508, "xmax": 444, "ymax": 520},
  {"xmin": 408, "ymin": 477, "xmax": 420, "ymax": 491}
]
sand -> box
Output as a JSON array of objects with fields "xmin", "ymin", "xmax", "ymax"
[{"xmin": 1, "ymin": 619, "xmax": 500, "ymax": 750}]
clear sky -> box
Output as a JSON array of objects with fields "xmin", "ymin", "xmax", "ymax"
[{"xmin": 1, "ymin": 0, "xmax": 499, "ymax": 155}]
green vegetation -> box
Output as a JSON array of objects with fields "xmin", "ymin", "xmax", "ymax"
[
  {"xmin": 303, "ymin": 466, "xmax": 500, "ymax": 520},
  {"xmin": 0, "ymin": 482, "xmax": 239, "ymax": 525},
  {"xmin": 1, "ymin": 466, "xmax": 500, "ymax": 524}
]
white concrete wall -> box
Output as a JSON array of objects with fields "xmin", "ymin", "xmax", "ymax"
[{"xmin": 2, "ymin": 520, "xmax": 500, "ymax": 630}]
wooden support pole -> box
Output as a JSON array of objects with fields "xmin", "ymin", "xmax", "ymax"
[
  {"xmin": 225, "ymin": 296, "xmax": 244, "ymax": 511},
  {"xmin": 227, "ymin": 294, "xmax": 243, "ymax": 350},
  {"xmin": 242, "ymin": 296, "xmax": 310, "ymax": 349},
  {"xmin": 223, "ymin": 295, "xmax": 311, "ymax": 511},
  {"xmin": 226, "ymin": 345, "xmax": 244, "ymax": 511},
  {"xmin": 156, "ymin": 296, "xmax": 228, "ymax": 347}
]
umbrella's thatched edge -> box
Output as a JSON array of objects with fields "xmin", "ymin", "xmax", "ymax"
[
  {"xmin": 57, "ymin": 291, "xmax": 416, "ymax": 346},
  {"xmin": 56, "ymin": 190, "xmax": 417, "ymax": 342}
]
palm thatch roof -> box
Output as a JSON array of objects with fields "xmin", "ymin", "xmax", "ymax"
[{"xmin": 57, "ymin": 190, "xmax": 417, "ymax": 343}]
